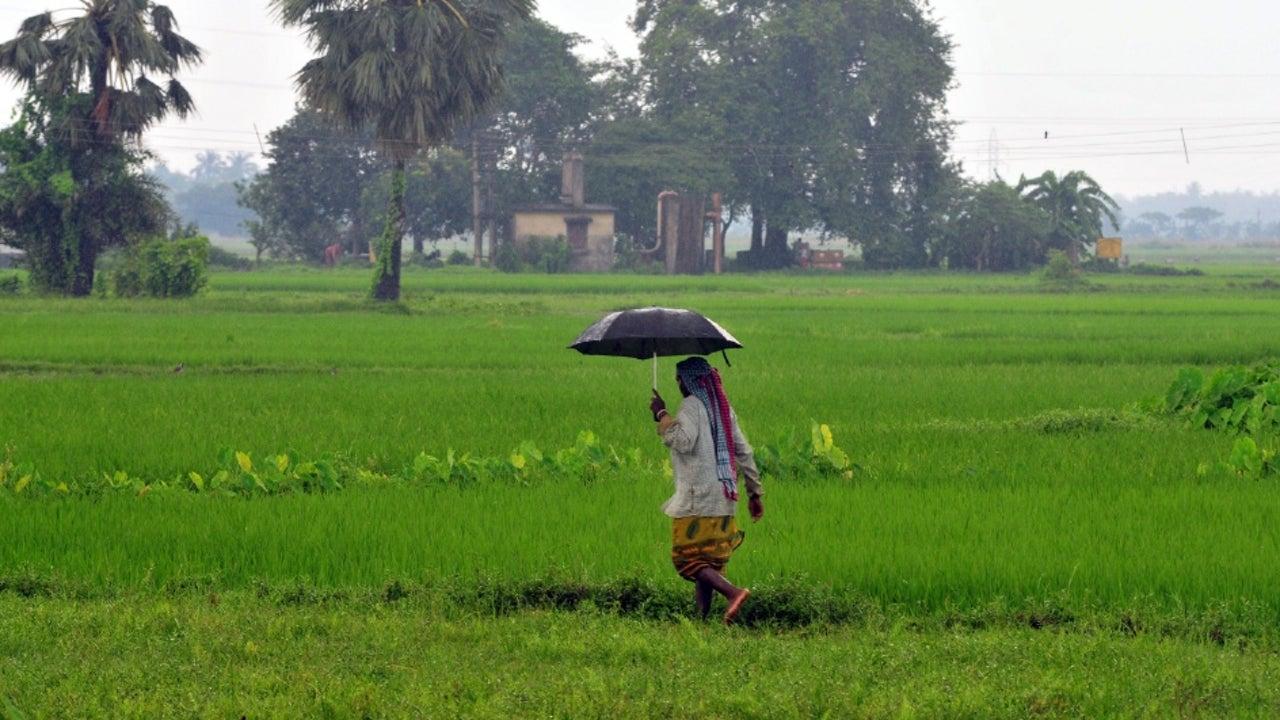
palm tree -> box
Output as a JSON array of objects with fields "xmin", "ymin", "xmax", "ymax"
[
  {"xmin": 274, "ymin": 0, "xmax": 535, "ymax": 301},
  {"xmin": 1017, "ymin": 170, "xmax": 1120, "ymax": 264},
  {"xmin": 0, "ymin": 0, "xmax": 201, "ymax": 295},
  {"xmin": 0, "ymin": 0, "xmax": 201, "ymax": 144}
]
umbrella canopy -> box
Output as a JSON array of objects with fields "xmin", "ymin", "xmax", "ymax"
[
  {"xmin": 569, "ymin": 307, "xmax": 743, "ymax": 389},
  {"xmin": 570, "ymin": 307, "xmax": 743, "ymax": 359}
]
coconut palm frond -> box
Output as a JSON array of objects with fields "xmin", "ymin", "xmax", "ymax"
[
  {"xmin": 18, "ymin": 12, "xmax": 55, "ymax": 37},
  {"xmin": 0, "ymin": 0, "xmax": 202, "ymax": 142},
  {"xmin": 165, "ymin": 77, "xmax": 194, "ymax": 118}
]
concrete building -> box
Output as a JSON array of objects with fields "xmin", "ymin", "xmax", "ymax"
[{"xmin": 511, "ymin": 152, "xmax": 616, "ymax": 272}]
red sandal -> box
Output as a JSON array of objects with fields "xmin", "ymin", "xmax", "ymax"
[{"xmin": 723, "ymin": 589, "xmax": 751, "ymax": 626}]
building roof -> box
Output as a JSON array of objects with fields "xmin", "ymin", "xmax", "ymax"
[{"xmin": 514, "ymin": 203, "xmax": 617, "ymax": 214}]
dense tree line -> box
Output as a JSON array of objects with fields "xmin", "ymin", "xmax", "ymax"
[
  {"xmin": 0, "ymin": 0, "xmax": 1129, "ymax": 297},
  {"xmin": 243, "ymin": 2, "xmax": 1120, "ymax": 274}
]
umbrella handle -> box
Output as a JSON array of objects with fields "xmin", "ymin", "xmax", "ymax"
[{"xmin": 652, "ymin": 352, "xmax": 658, "ymax": 392}]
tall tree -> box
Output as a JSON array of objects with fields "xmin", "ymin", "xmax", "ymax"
[
  {"xmin": 238, "ymin": 108, "xmax": 381, "ymax": 261},
  {"xmin": 0, "ymin": 0, "xmax": 202, "ymax": 294},
  {"xmin": 943, "ymin": 180, "xmax": 1051, "ymax": 271},
  {"xmin": 587, "ymin": 112, "xmax": 731, "ymax": 242},
  {"xmin": 631, "ymin": 0, "xmax": 956, "ymax": 269},
  {"xmin": 476, "ymin": 18, "xmax": 598, "ymax": 209},
  {"xmin": 1137, "ymin": 211, "xmax": 1174, "ymax": 239},
  {"xmin": 239, "ymin": 107, "xmax": 473, "ymax": 261},
  {"xmin": 274, "ymin": 0, "xmax": 533, "ymax": 301},
  {"xmin": 1017, "ymin": 170, "xmax": 1120, "ymax": 263},
  {"xmin": 0, "ymin": 99, "xmax": 168, "ymax": 292},
  {"xmin": 359, "ymin": 148, "xmax": 473, "ymax": 254},
  {"xmin": 1178, "ymin": 206, "xmax": 1224, "ymax": 241}
]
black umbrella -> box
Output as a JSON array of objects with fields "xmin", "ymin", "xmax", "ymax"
[{"xmin": 569, "ymin": 307, "xmax": 743, "ymax": 389}]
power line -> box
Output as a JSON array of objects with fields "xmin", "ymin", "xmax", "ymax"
[
  {"xmin": 43, "ymin": 113, "xmax": 1280, "ymax": 153},
  {"xmin": 958, "ymin": 70, "xmax": 1280, "ymax": 79}
]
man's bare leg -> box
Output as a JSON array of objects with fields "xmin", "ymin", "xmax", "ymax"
[
  {"xmin": 695, "ymin": 567, "xmax": 750, "ymax": 624},
  {"xmin": 695, "ymin": 579, "xmax": 715, "ymax": 620},
  {"xmin": 694, "ymin": 568, "xmax": 744, "ymax": 601}
]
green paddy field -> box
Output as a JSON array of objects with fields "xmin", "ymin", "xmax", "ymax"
[{"xmin": 2, "ymin": 266, "xmax": 1280, "ymax": 717}]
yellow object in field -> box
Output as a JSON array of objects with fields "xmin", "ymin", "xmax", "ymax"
[{"xmin": 1096, "ymin": 237, "xmax": 1123, "ymax": 260}]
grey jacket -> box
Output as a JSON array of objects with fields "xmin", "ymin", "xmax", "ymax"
[{"xmin": 656, "ymin": 399, "xmax": 763, "ymax": 518}]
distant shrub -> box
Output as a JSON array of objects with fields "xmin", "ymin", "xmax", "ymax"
[
  {"xmin": 1042, "ymin": 250, "xmax": 1079, "ymax": 281},
  {"xmin": 1017, "ymin": 408, "xmax": 1155, "ymax": 434},
  {"xmin": 408, "ymin": 249, "xmax": 444, "ymax": 269},
  {"xmin": 446, "ymin": 249, "xmax": 471, "ymax": 266},
  {"xmin": 337, "ymin": 252, "xmax": 371, "ymax": 269},
  {"xmin": 525, "ymin": 236, "xmax": 571, "ymax": 273},
  {"xmin": 207, "ymin": 245, "xmax": 253, "ymax": 271},
  {"xmin": 612, "ymin": 235, "xmax": 660, "ymax": 273},
  {"xmin": 497, "ymin": 236, "xmax": 572, "ymax": 274},
  {"xmin": 1082, "ymin": 258, "xmax": 1203, "ymax": 277},
  {"xmin": 1126, "ymin": 263, "xmax": 1204, "ymax": 277},
  {"xmin": 494, "ymin": 240, "xmax": 521, "ymax": 273},
  {"xmin": 1080, "ymin": 257, "xmax": 1119, "ymax": 273},
  {"xmin": 0, "ymin": 274, "xmax": 20, "ymax": 296},
  {"xmin": 110, "ymin": 235, "xmax": 211, "ymax": 298},
  {"xmin": 1040, "ymin": 250, "xmax": 1090, "ymax": 291},
  {"xmin": 924, "ymin": 408, "xmax": 1158, "ymax": 435}
]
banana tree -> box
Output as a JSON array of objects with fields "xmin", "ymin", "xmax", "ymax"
[{"xmin": 1017, "ymin": 170, "xmax": 1120, "ymax": 264}]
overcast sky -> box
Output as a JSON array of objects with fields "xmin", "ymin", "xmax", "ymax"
[{"xmin": 1, "ymin": 0, "xmax": 1278, "ymax": 197}]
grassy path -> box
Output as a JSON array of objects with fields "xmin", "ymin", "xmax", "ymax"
[{"xmin": 2, "ymin": 594, "xmax": 1278, "ymax": 718}]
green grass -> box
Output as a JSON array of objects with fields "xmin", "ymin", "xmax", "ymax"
[
  {"xmin": 4, "ymin": 266, "xmax": 1280, "ymax": 714},
  {"xmin": 3, "ymin": 270, "xmax": 1280, "ymax": 480},
  {"xmin": 5, "ymin": 595, "xmax": 1280, "ymax": 718},
  {"xmin": 4, "ymin": 457, "xmax": 1279, "ymax": 616}
]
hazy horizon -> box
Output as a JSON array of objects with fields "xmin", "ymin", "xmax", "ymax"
[{"xmin": 2, "ymin": 0, "xmax": 1278, "ymax": 197}]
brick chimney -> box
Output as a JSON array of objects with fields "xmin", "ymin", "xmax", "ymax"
[{"xmin": 560, "ymin": 151, "xmax": 585, "ymax": 208}]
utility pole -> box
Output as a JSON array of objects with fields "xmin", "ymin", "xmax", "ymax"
[
  {"xmin": 484, "ymin": 137, "xmax": 497, "ymax": 265},
  {"xmin": 987, "ymin": 129, "xmax": 1001, "ymax": 181},
  {"xmin": 471, "ymin": 134, "xmax": 484, "ymax": 267},
  {"xmin": 709, "ymin": 193, "xmax": 724, "ymax": 274}
]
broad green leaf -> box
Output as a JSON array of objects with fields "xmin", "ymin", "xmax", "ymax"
[
  {"xmin": 14, "ymin": 475, "xmax": 31, "ymax": 494},
  {"xmin": 1229, "ymin": 437, "xmax": 1261, "ymax": 477},
  {"xmin": 236, "ymin": 452, "xmax": 253, "ymax": 473},
  {"xmin": 519, "ymin": 440, "xmax": 543, "ymax": 463},
  {"xmin": 827, "ymin": 446, "xmax": 850, "ymax": 470},
  {"xmin": 189, "ymin": 472, "xmax": 205, "ymax": 491}
]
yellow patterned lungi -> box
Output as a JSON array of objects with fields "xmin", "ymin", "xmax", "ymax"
[{"xmin": 671, "ymin": 515, "xmax": 745, "ymax": 581}]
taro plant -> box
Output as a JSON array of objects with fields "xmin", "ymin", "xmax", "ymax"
[
  {"xmin": 1227, "ymin": 437, "xmax": 1276, "ymax": 480},
  {"xmin": 1200, "ymin": 437, "xmax": 1278, "ymax": 481},
  {"xmin": 0, "ymin": 457, "xmax": 66, "ymax": 496},
  {"xmin": 208, "ymin": 448, "xmax": 342, "ymax": 496},
  {"xmin": 1166, "ymin": 363, "xmax": 1280, "ymax": 434},
  {"xmin": 811, "ymin": 422, "xmax": 853, "ymax": 478},
  {"xmin": 2, "ymin": 424, "xmax": 860, "ymax": 499},
  {"xmin": 756, "ymin": 422, "xmax": 856, "ymax": 482}
]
